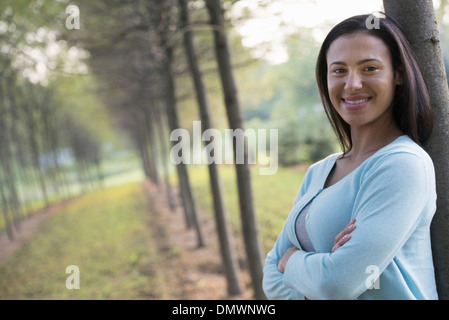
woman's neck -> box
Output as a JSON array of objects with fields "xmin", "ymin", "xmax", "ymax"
[{"xmin": 346, "ymin": 119, "xmax": 403, "ymax": 162}]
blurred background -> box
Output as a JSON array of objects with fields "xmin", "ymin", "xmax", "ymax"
[{"xmin": 0, "ymin": 0, "xmax": 448, "ymax": 300}]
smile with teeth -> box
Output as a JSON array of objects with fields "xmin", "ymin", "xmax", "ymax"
[{"xmin": 343, "ymin": 97, "xmax": 371, "ymax": 104}]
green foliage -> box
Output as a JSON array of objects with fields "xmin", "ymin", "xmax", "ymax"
[
  {"xmin": 277, "ymin": 118, "xmax": 307, "ymax": 166},
  {"xmin": 305, "ymin": 135, "xmax": 338, "ymax": 163}
]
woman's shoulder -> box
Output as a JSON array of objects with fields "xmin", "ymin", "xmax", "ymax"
[
  {"xmin": 363, "ymin": 135, "xmax": 435, "ymax": 179},
  {"xmin": 372, "ymin": 135, "xmax": 433, "ymax": 165}
]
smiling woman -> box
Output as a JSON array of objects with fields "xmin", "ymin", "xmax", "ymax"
[
  {"xmin": 317, "ymin": 13, "xmax": 433, "ymax": 152},
  {"xmin": 327, "ymin": 33, "xmax": 401, "ymax": 134},
  {"xmin": 262, "ymin": 13, "xmax": 438, "ymax": 300}
]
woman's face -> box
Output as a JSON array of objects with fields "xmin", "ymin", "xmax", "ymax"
[{"xmin": 326, "ymin": 31, "xmax": 402, "ymax": 129}]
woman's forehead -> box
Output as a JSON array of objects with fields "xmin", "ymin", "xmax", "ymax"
[{"xmin": 326, "ymin": 31, "xmax": 392, "ymax": 64}]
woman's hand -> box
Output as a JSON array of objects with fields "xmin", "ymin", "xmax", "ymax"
[
  {"xmin": 278, "ymin": 246, "xmax": 299, "ymax": 273},
  {"xmin": 277, "ymin": 219, "xmax": 356, "ymax": 273},
  {"xmin": 331, "ymin": 218, "xmax": 356, "ymax": 253}
]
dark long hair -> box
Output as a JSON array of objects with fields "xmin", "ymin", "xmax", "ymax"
[{"xmin": 316, "ymin": 13, "xmax": 433, "ymax": 152}]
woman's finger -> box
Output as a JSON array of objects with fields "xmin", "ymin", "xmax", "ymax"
[
  {"xmin": 332, "ymin": 219, "xmax": 356, "ymax": 253},
  {"xmin": 333, "ymin": 218, "xmax": 356, "ymax": 245},
  {"xmin": 332, "ymin": 235, "xmax": 350, "ymax": 253}
]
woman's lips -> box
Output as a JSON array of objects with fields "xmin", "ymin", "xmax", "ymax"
[{"xmin": 341, "ymin": 97, "xmax": 372, "ymax": 110}]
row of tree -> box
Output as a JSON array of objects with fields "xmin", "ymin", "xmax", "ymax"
[
  {"xmin": 0, "ymin": 65, "xmax": 104, "ymax": 241},
  {"xmin": 63, "ymin": 0, "xmax": 267, "ymax": 298},
  {"xmin": 0, "ymin": 0, "xmax": 268, "ymax": 299},
  {"xmin": 64, "ymin": 0, "xmax": 449, "ymax": 300},
  {"xmin": 0, "ymin": 1, "xmax": 106, "ymax": 241},
  {"xmin": 98, "ymin": 0, "xmax": 264, "ymax": 298}
]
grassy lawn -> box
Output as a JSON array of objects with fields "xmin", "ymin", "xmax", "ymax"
[
  {"xmin": 0, "ymin": 151, "xmax": 144, "ymax": 232},
  {"xmin": 0, "ymin": 183, "xmax": 159, "ymax": 299},
  {"xmin": 0, "ymin": 163, "xmax": 307, "ymax": 299},
  {"xmin": 188, "ymin": 164, "xmax": 307, "ymax": 253}
]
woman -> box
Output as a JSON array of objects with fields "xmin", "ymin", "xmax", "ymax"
[{"xmin": 262, "ymin": 13, "xmax": 438, "ymax": 300}]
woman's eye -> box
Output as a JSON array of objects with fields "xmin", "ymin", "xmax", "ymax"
[
  {"xmin": 333, "ymin": 68, "xmax": 346, "ymax": 74},
  {"xmin": 364, "ymin": 66, "xmax": 378, "ymax": 72}
]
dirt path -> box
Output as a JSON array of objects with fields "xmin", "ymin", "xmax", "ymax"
[
  {"xmin": 0, "ymin": 197, "xmax": 77, "ymax": 263},
  {"xmin": 143, "ymin": 180, "xmax": 254, "ymax": 300}
]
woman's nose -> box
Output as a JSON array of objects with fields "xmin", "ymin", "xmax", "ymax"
[{"xmin": 344, "ymin": 71, "xmax": 363, "ymax": 92}]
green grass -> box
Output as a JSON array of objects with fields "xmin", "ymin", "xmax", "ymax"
[
  {"xmin": 187, "ymin": 164, "xmax": 306, "ymax": 253},
  {"xmin": 0, "ymin": 163, "xmax": 307, "ymax": 299},
  {"xmin": 0, "ymin": 151, "xmax": 144, "ymax": 232},
  {"xmin": 0, "ymin": 182, "xmax": 159, "ymax": 299}
]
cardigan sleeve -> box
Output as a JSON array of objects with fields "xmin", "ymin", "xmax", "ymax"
[
  {"xmin": 282, "ymin": 152, "xmax": 435, "ymax": 300},
  {"xmin": 262, "ymin": 166, "xmax": 315, "ymax": 300},
  {"xmin": 262, "ymin": 223, "xmax": 305, "ymax": 299}
]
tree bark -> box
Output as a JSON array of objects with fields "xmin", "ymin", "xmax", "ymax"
[
  {"xmin": 384, "ymin": 0, "xmax": 449, "ymax": 299},
  {"xmin": 205, "ymin": 0, "xmax": 266, "ymax": 299},
  {"xmin": 179, "ymin": 0, "xmax": 243, "ymax": 296}
]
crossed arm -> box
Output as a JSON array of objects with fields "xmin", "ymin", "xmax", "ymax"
[{"xmin": 277, "ymin": 219, "xmax": 356, "ymax": 273}]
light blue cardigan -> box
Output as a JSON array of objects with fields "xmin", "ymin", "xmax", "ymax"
[{"xmin": 263, "ymin": 135, "xmax": 438, "ymax": 300}]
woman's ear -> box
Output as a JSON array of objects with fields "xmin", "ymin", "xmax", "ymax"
[{"xmin": 395, "ymin": 67, "xmax": 405, "ymax": 85}]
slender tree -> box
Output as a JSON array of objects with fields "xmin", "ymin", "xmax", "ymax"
[
  {"xmin": 205, "ymin": 0, "xmax": 266, "ymax": 299},
  {"xmin": 159, "ymin": 0, "xmax": 205, "ymax": 247},
  {"xmin": 178, "ymin": 0, "xmax": 243, "ymax": 295},
  {"xmin": 153, "ymin": 97, "xmax": 177, "ymax": 212},
  {"xmin": 383, "ymin": 0, "xmax": 449, "ymax": 299},
  {"xmin": 20, "ymin": 84, "xmax": 50, "ymax": 207}
]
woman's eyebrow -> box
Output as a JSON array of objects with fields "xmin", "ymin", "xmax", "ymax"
[
  {"xmin": 329, "ymin": 58, "xmax": 382, "ymax": 67},
  {"xmin": 357, "ymin": 58, "xmax": 382, "ymax": 65}
]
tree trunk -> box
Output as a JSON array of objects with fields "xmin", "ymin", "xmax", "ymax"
[
  {"xmin": 179, "ymin": 0, "xmax": 243, "ymax": 296},
  {"xmin": 135, "ymin": 114, "xmax": 152, "ymax": 179},
  {"xmin": 153, "ymin": 99, "xmax": 177, "ymax": 212},
  {"xmin": 21, "ymin": 85, "xmax": 49, "ymax": 207},
  {"xmin": 0, "ymin": 175, "xmax": 14, "ymax": 241},
  {"xmin": 0, "ymin": 81, "xmax": 23, "ymax": 232},
  {"xmin": 159, "ymin": 0, "xmax": 205, "ymax": 248},
  {"xmin": 384, "ymin": 0, "xmax": 449, "ymax": 299},
  {"xmin": 147, "ymin": 101, "xmax": 162, "ymax": 188},
  {"xmin": 143, "ymin": 99, "xmax": 161, "ymax": 188},
  {"xmin": 205, "ymin": 0, "xmax": 265, "ymax": 299}
]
